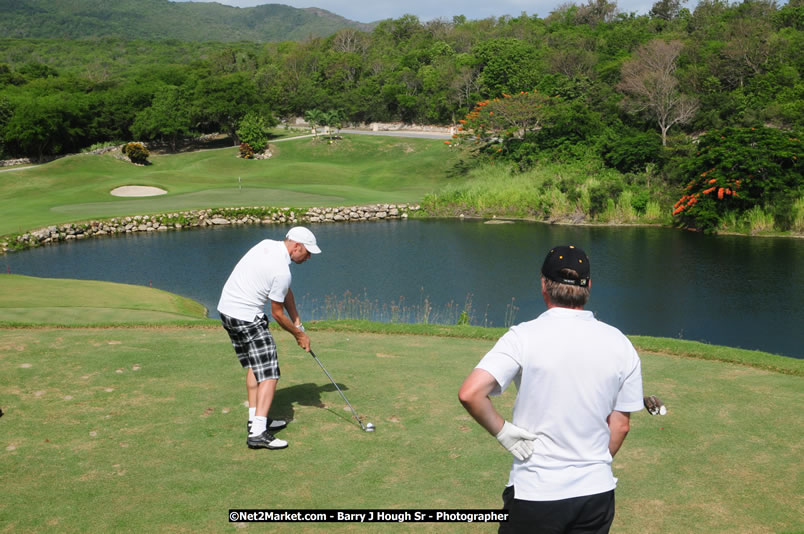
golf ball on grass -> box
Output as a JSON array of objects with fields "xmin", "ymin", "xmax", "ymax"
[{"xmin": 365, "ymin": 423, "xmax": 375, "ymax": 432}]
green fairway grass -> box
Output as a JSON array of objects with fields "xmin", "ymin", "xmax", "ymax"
[
  {"xmin": 0, "ymin": 274, "xmax": 207, "ymax": 324},
  {"xmin": 0, "ymin": 278, "xmax": 801, "ymax": 533},
  {"xmin": 1, "ymin": 325, "xmax": 801, "ymax": 533},
  {"xmin": 0, "ymin": 135, "xmax": 458, "ymax": 236}
]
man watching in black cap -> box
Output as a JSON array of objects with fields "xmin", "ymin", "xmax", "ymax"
[{"xmin": 459, "ymin": 245, "xmax": 644, "ymax": 533}]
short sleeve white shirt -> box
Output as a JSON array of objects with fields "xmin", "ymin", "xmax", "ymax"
[
  {"xmin": 477, "ymin": 307, "xmax": 643, "ymax": 501},
  {"xmin": 217, "ymin": 239, "xmax": 292, "ymax": 322}
]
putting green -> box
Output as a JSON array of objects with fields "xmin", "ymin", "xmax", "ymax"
[{"xmin": 50, "ymin": 188, "xmax": 348, "ymax": 216}]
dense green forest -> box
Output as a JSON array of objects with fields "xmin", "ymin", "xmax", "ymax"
[
  {"xmin": 0, "ymin": 0, "xmax": 371, "ymax": 41},
  {"xmin": 0, "ymin": 0, "xmax": 801, "ymax": 233}
]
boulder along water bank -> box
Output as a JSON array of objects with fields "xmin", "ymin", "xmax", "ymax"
[{"xmin": 2, "ymin": 204, "xmax": 420, "ymax": 254}]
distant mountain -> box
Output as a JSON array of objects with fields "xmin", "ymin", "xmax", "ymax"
[{"xmin": 0, "ymin": 0, "xmax": 374, "ymax": 41}]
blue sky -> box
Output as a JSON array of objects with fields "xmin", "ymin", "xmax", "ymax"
[{"xmin": 171, "ymin": 0, "xmax": 690, "ymax": 23}]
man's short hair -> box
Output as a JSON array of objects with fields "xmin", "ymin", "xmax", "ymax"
[{"xmin": 543, "ymin": 270, "xmax": 590, "ymax": 308}]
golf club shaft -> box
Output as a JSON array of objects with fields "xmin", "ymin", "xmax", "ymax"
[{"xmin": 309, "ymin": 349, "xmax": 365, "ymax": 430}]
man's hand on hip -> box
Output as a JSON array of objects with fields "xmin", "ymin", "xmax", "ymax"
[{"xmin": 496, "ymin": 421, "xmax": 538, "ymax": 461}]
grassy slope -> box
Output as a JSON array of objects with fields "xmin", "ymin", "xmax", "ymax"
[
  {"xmin": 0, "ymin": 274, "xmax": 207, "ymax": 324},
  {"xmin": 0, "ymin": 135, "xmax": 458, "ymax": 236}
]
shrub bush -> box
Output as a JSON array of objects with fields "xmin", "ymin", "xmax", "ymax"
[
  {"xmin": 122, "ymin": 142, "xmax": 150, "ymax": 165},
  {"xmin": 236, "ymin": 111, "xmax": 274, "ymax": 152},
  {"xmin": 588, "ymin": 178, "xmax": 624, "ymax": 217},
  {"xmin": 602, "ymin": 130, "xmax": 663, "ymax": 173},
  {"xmin": 239, "ymin": 143, "xmax": 254, "ymax": 159}
]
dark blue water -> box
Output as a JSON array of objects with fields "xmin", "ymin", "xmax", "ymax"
[{"xmin": 3, "ymin": 219, "xmax": 802, "ymax": 358}]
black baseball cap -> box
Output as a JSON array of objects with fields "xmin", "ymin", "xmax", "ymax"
[{"xmin": 541, "ymin": 245, "xmax": 590, "ymax": 287}]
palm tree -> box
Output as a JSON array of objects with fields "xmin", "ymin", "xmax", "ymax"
[
  {"xmin": 321, "ymin": 110, "xmax": 342, "ymax": 142},
  {"xmin": 304, "ymin": 109, "xmax": 325, "ymax": 138}
]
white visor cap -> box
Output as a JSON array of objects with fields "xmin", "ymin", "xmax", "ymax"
[{"xmin": 285, "ymin": 226, "xmax": 321, "ymax": 254}]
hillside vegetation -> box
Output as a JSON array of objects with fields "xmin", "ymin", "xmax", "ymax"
[
  {"xmin": 0, "ymin": 0, "xmax": 372, "ymax": 41},
  {"xmin": 0, "ymin": 1, "xmax": 801, "ymax": 234}
]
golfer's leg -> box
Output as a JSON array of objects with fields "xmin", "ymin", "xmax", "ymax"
[
  {"xmin": 256, "ymin": 378, "xmax": 278, "ymax": 417},
  {"xmin": 246, "ymin": 368, "xmax": 258, "ymax": 408}
]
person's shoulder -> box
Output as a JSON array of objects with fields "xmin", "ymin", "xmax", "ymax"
[
  {"xmin": 591, "ymin": 319, "xmax": 640, "ymax": 355},
  {"xmin": 257, "ymin": 238, "xmax": 286, "ymax": 252},
  {"xmin": 246, "ymin": 238, "xmax": 274, "ymax": 250},
  {"xmin": 591, "ymin": 316, "xmax": 622, "ymax": 332},
  {"xmin": 242, "ymin": 239, "xmax": 287, "ymax": 265},
  {"xmin": 511, "ymin": 316, "xmax": 542, "ymax": 330},
  {"xmin": 589, "ymin": 317, "xmax": 630, "ymax": 339},
  {"xmin": 506, "ymin": 315, "xmax": 548, "ymax": 337}
]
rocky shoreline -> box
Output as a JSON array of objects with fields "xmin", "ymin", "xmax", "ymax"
[{"xmin": 2, "ymin": 204, "xmax": 419, "ymax": 254}]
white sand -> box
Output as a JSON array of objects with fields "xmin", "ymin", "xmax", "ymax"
[{"xmin": 110, "ymin": 186, "xmax": 167, "ymax": 197}]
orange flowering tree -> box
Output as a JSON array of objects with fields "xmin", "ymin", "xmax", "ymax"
[
  {"xmin": 674, "ymin": 127, "xmax": 802, "ymax": 232},
  {"xmin": 455, "ymin": 91, "xmax": 556, "ymax": 152}
]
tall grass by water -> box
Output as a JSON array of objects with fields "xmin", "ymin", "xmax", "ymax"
[
  {"xmin": 795, "ymin": 197, "xmax": 804, "ymax": 233},
  {"xmin": 716, "ymin": 201, "xmax": 804, "ymax": 235},
  {"xmin": 298, "ymin": 290, "xmax": 521, "ymax": 328},
  {"xmin": 422, "ymin": 161, "xmax": 673, "ymax": 225}
]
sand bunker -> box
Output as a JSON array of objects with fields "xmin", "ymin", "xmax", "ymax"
[{"xmin": 110, "ymin": 186, "xmax": 167, "ymax": 197}]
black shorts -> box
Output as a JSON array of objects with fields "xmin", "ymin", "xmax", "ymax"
[
  {"xmin": 499, "ymin": 485, "xmax": 615, "ymax": 534},
  {"xmin": 220, "ymin": 313, "xmax": 279, "ymax": 382}
]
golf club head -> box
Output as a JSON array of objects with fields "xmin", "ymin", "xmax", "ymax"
[
  {"xmin": 364, "ymin": 422, "xmax": 375, "ymax": 432},
  {"xmin": 309, "ymin": 349, "xmax": 370, "ymax": 432}
]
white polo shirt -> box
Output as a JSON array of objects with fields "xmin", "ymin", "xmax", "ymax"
[
  {"xmin": 217, "ymin": 239, "xmax": 292, "ymax": 322},
  {"xmin": 477, "ymin": 307, "xmax": 644, "ymax": 501}
]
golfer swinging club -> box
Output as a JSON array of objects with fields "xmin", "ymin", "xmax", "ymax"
[
  {"xmin": 459, "ymin": 245, "xmax": 643, "ymax": 533},
  {"xmin": 218, "ymin": 227, "xmax": 321, "ymax": 450}
]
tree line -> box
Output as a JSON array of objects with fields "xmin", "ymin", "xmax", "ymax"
[{"xmin": 0, "ymin": 0, "xmax": 801, "ymax": 232}]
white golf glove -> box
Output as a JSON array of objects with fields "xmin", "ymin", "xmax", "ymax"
[{"xmin": 495, "ymin": 421, "xmax": 538, "ymax": 461}]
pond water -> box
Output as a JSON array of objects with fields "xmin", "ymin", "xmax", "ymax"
[{"xmin": 3, "ymin": 219, "xmax": 802, "ymax": 358}]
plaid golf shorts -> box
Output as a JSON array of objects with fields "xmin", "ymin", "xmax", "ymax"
[{"xmin": 220, "ymin": 313, "xmax": 280, "ymax": 382}]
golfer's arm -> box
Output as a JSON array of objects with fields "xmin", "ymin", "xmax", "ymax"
[
  {"xmin": 283, "ymin": 288, "xmax": 301, "ymax": 325},
  {"xmin": 271, "ymin": 299, "xmax": 309, "ymax": 349},
  {"xmin": 607, "ymin": 410, "xmax": 631, "ymax": 457},
  {"xmin": 458, "ymin": 369, "xmax": 505, "ymax": 436}
]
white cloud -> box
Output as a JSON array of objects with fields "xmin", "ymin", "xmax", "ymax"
[{"xmin": 174, "ymin": 0, "xmax": 672, "ymax": 23}]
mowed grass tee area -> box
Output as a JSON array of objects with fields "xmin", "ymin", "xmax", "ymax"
[
  {"xmin": 0, "ymin": 275, "xmax": 207, "ymax": 324},
  {"xmin": 0, "ymin": 134, "xmax": 458, "ymax": 236},
  {"xmin": 1, "ymin": 276, "xmax": 802, "ymax": 533}
]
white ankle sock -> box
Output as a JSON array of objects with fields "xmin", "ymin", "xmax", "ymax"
[
  {"xmin": 248, "ymin": 407, "xmax": 256, "ymax": 421},
  {"xmin": 250, "ymin": 416, "xmax": 267, "ymax": 437}
]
